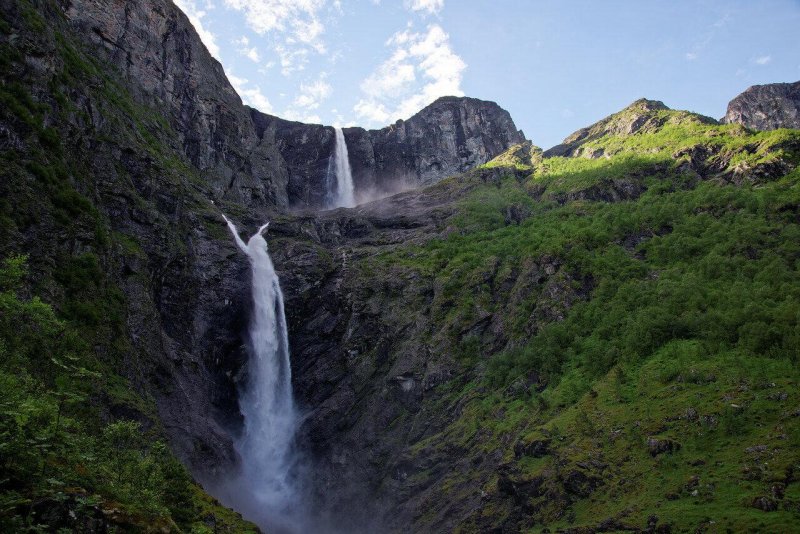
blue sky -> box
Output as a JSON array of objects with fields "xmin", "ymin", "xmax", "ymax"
[{"xmin": 174, "ymin": 0, "xmax": 800, "ymax": 149}]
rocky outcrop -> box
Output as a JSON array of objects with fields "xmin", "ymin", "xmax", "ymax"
[
  {"xmin": 722, "ymin": 81, "xmax": 800, "ymax": 130},
  {"xmin": 352, "ymin": 96, "xmax": 525, "ymax": 196}
]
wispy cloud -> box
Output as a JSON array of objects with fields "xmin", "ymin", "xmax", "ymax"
[
  {"xmin": 223, "ymin": 0, "xmax": 328, "ymax": 72},
  {"xmin": 683, "ymin": 11, "xmax": 730, "ymax": 62},
  {"xmin": 354, "ymin": 24, "xmax": 466, "ymax": 125},
  {"xmin": 234, "ymin": 36, "xmax": 261, "ymax": 63},
  {"xmin": 228, "ymin": 73, "xmax": 274, "ymax": 113},
  {"xmin": 281, "ymin": 74, "xmax": 332, "ymax": 123},
  {"xmin": 406, "ymin": 0, "xmax": 444, "ymax": 15},
  {"xmin": 713, "ymin": 13, "xmax": 732, "ymax": 28},
  {"xmin": 173, "ymin": 0, "xmax": 221, "ymax": 59},
  {"xmin": 274, "ymin": 44, "xmax": 310, "ymax": 76},
  {"xmin": 755, "ymin": 55, "xmax": 772, "ymax": 65},
  {"xmin": 223, "ymin": 0, "xmax": 324, "ymax": 36},
  {"xmin": 293, "ymin": 76, "xmax": 332, "ymax": 110}
]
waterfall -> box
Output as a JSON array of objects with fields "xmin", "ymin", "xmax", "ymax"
[
  {"xmin": 219, "ymin": 214, "xmax": 301, "ymax": 533},
  {"xmin": 327, "ymin": 127, "xmax": 356, "ymax": 208}
]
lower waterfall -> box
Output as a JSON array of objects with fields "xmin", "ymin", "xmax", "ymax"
[{"xmin": 219, "ymin": 214, "xmax": 302, "ymax": 533}]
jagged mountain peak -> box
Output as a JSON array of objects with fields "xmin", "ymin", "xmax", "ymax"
[
  {"xmin": 625, "ymin": 98, "xmax": 670, "ymax": 112},
  {"xmin": 722, "ymin": 80, "xmax": 800, "ymax": 131},
  {"xmin": 545, "ymin": 98, "xmax": 718, "ymax": 157},
  {"xmin": 413, "ymin": 95, "xmax": 516, "ymax": 116}
]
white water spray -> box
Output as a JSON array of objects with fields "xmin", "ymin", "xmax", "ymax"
[
  {"xmin": 327, "ymin": 127, "xmax": 356, "ymax": 208},
  {"xmin": 220, "ymin": 214, "xmax": 301, "ymax": 532}
]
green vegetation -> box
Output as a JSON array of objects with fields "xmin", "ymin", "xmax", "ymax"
[
  {"xmin": 374, "ymin": 111, "xmax": 800, "ymax": 531},
  {"xmin": 0, "ymin": 3, "xmax": 256, "ymax": 531},
  {"xmin": 3, "ymin": 0, "xmax": 800, "ymax": 530},
  {"xmin": 0, "ymin": 256, "xmax": 253, "ymax": 532}
]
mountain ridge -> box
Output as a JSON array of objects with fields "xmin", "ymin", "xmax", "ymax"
[
  {"xmin": 2, "ymin": 0, "xmax": 800, "ymax": 532},
  {"xmin": 64, "ymin": 0, "xmax": 524, "ymax": 210}
]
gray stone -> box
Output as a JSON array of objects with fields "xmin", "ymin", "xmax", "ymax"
[{"xmin": 722, "ymin": 81, "xmax": 800, "ymax": 130}]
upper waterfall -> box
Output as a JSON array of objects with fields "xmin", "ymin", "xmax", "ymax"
[{"xmin": 327, "ymin": 127, "xmax": 356, "ymax": 208}]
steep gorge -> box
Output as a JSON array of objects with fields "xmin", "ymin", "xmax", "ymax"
[{"xmin": 2, "ymin": 0, "xmax": 800, "ymax": 532}]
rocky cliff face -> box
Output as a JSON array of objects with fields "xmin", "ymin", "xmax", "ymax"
[
  {"xmin": 1, "ymin": 0, "xmax": 253, "ymax": 483},
  {"xmin": 65, "ymin": 0, "xmax": 290, "ymax": 208},
  {"xmin": 722, "ymin": 80, "xmax": 800, "ymax": 130},
  {"xmin": 266, "ymin": 166, "xmax": 538, "ymax": 531},
  {"xmin": 64, "ymin": 0, "xmax": 524, "ymax": 212},
  {"xmin": 251, "ymin": 97, "xmax": 525, "ymax": 209},
  {"xmin": 352, "ymin": 96, "xmax": 525, "ymax": 198}
]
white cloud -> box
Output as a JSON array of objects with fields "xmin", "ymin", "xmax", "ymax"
[
  {"xmin": 685, "ymin": 52, "xmax": 697, "ymax": 61},
  {"xmin": 360, "ymin": 48, "xmax": 416, "ymax": 98},
  {"xmin": 174, "ymin": 0, "xmax": 221, "ymax": 59},
  {"xmin": 245, "ymin": 48, "xmax": 261, "ymax": 62},
  {"xmin": 281, "ymin": 109, "xmax": 323, "ymax": 123},
  {"xmin": 406, "ymin": 0, "xmax": 444, "ymax": 15},
  {"xmin": 274, "ymin": 44, "xmax": 310, "ymax": 76},
  {"xmin": 282, "ymin": 75, "xmax": 332, "ymax": 123},
  {"xmin": 223, "ymin": 0, "xmax": 329, "ymax": 77},
  {"xmin": 234, "ymin": 36, "xmax": 261, "ymax": 62},
  {"xmin": 228, "ymin": 73, "xmax": 273, "ymax": 113},
  {"xmin": 354, "ymin": 24, "xmax": 466, "ymax": 126},
  {"xmin": 293, "ymin": 77, "xmax": 332, "ymax": 110},
  {"xmin": 755, "ymin": 55, "xmax": 772, "ymax": 65},
  {"xmin": 224, "ymin": 0, "xmax": 326, "ymax": 50}
]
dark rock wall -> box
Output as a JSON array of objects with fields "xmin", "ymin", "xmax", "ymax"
[
  {"xmin": 0, "ymin": 0, "xmax": 262, "ymax": 481},
  {"xmin": 251, "ymin": 97, "xmax": 525, "ymax": 209},
  {"xmin": 64, "ymin": 0, "xmax": 525, "ymax": 212},
  {"xmin": 65, "ymin": 0, "xmax": 291, "ymax": 209},
  {"xmin": 722, "ymin": 80, "xmax": 800, "ymax": 131},
  {"xmin": 365, "ymin": 96, "xmax": 525, "ymax": 186}
]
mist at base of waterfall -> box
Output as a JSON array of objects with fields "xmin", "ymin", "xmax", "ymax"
[
  {"xmin": 216, "ymin": 215, "xmax": 304, "ymax": 533},
  {"xmin": 213, "ymin": 214, "xmax": 384, "ymax": 534}
]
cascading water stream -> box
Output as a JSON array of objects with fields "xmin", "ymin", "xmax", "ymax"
[
  {"xmin": 219, "ymin": 214, "xmax": 302, "ymax": 533},
  {"xmin": 326, "ymin": 127, "xmax": 356, "ymax": 208}
]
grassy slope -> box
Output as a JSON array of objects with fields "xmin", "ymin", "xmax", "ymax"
[
  {"xmin": 0, "ymin": 2, "xmax": 254, "ymax": 531},
  {"xmin": 373, "ymin": 105, "xmax": 800, "ymax": 531}
]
